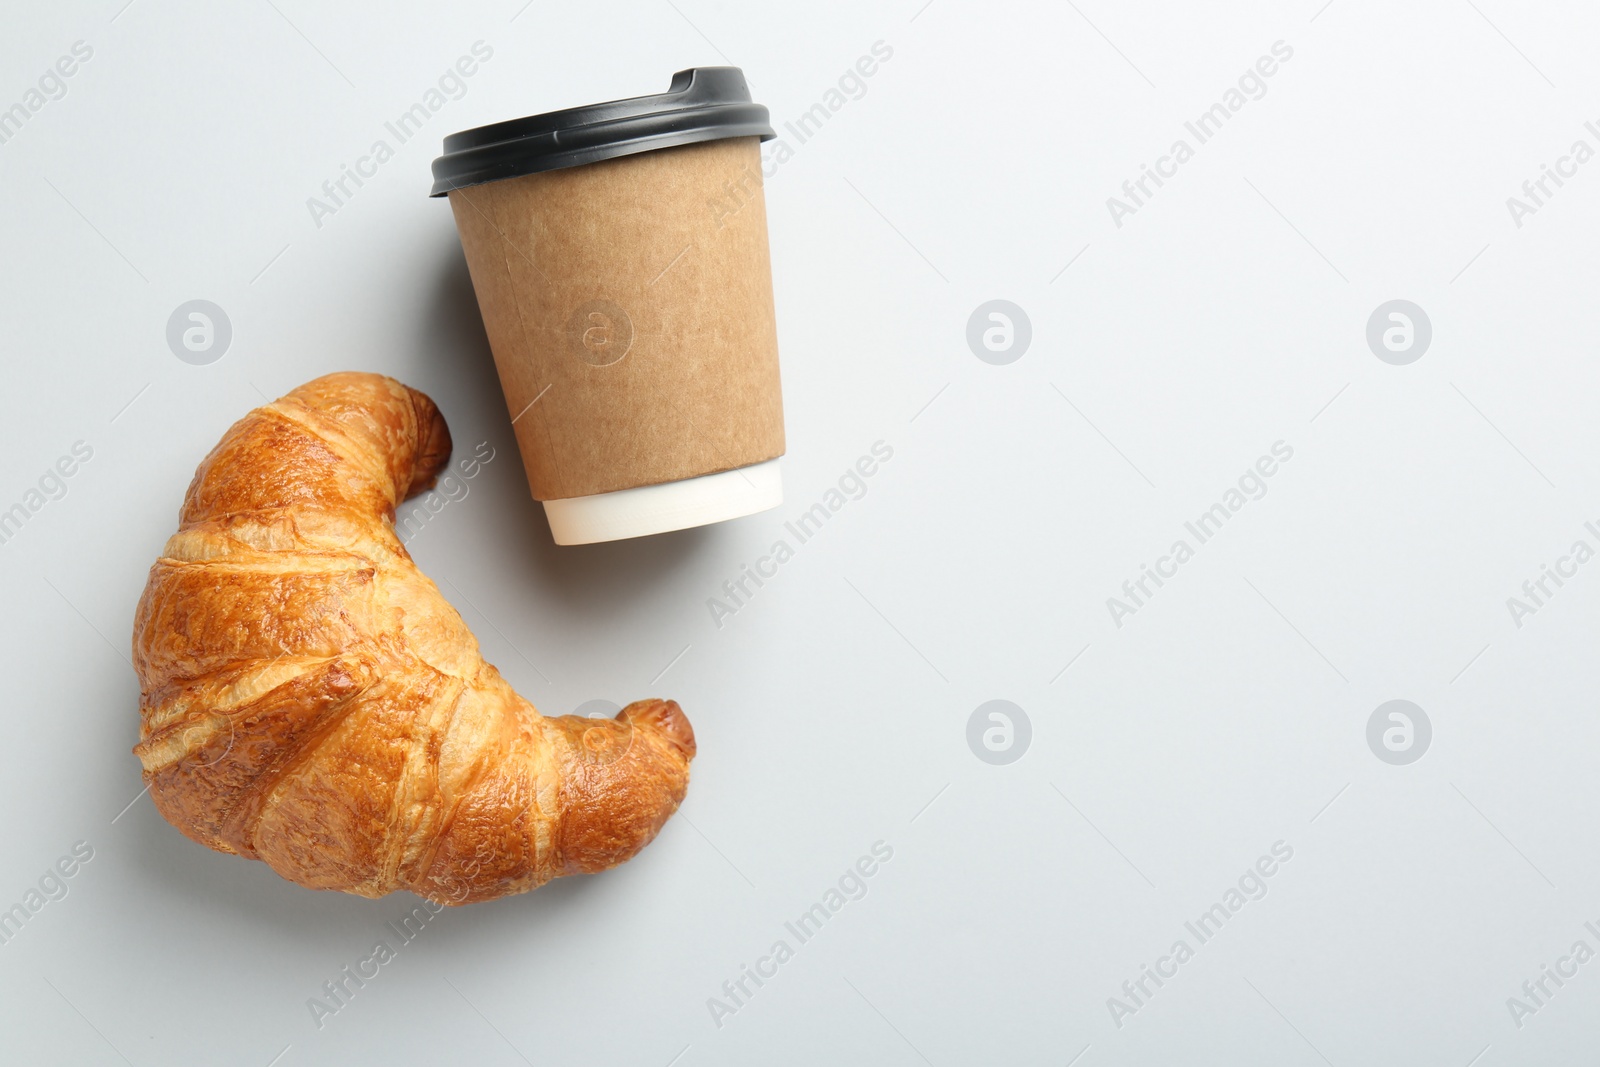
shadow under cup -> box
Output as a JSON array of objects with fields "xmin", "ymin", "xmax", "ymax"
[{"xmin": 431, "ymin": 67, "xmax": 786, "ymax": 546}]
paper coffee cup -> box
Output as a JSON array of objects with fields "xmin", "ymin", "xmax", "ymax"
[{"xmin": 432, "ymin": 68, "xmax": 785, "ymax": 545}]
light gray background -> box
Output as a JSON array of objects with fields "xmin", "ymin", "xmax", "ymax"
[{"xmin": 2, "ymin": 0, "xmax": 1597, "ymax": 1064}]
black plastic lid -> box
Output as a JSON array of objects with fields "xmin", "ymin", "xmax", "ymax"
[{"xmin": 429, "ymin": 67, "xmax": 774, "ymax": 197}]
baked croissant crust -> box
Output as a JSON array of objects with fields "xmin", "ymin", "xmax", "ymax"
[{"xmin": 132, "ymin": 372, "xmax": 695, "ymax": 904}]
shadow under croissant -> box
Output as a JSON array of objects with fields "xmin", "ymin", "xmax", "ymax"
[{"xmin": 123, "ymin": 787, "xmax": 624, "ymax": 932}]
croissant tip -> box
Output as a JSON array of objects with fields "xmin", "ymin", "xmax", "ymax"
[
  {"xmin": 403, "ymin": 387, "xmax": 453, "ymax": 498},
  {"xmin": 621, "ymin": 698, "xmax": 695, "ymax": 760}
]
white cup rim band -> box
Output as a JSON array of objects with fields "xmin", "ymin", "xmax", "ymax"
[{"xmin": 542, "ymin": 459, "xmax": 783, "ymax": 545}]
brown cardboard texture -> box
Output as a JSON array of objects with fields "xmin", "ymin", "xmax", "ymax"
[{"xmin": 449, "ymin": 136, "xmax": 785, "ymax": 502}]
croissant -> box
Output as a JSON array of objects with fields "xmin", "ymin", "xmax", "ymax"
[{"xmin": 131, "ymin": 372, "xmax": 695, "ymax": 904}]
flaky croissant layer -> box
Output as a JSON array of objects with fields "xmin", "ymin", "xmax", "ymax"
[{"xmin": 131, "ymin": 373, "xmax": 694, "ymax": 904}]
